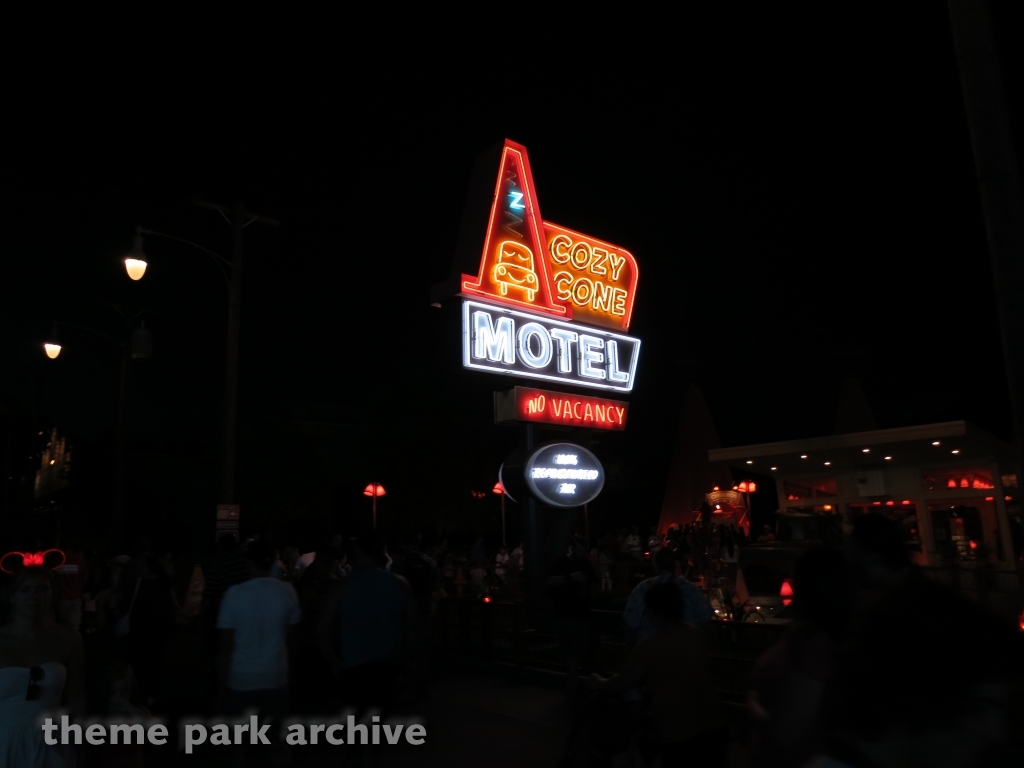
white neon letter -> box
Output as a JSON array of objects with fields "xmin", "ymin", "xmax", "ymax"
[
  {"xmin": 606, "ymin": 340, "xmax": 629, "ymax": 384},
  {"xmin": 473, "ymin": 311, "xmax": 515, "ymax": 364},
  {"xmin": 578, "ymin": 334, "xmax": 606, "ymax": 380},
  {"xmin": 550, "ymin": 328, "xmax": 578, "ymax": 373},
  {"xmin": 517, "ymin": 322, "xmax": 553, "ymax": 369}
]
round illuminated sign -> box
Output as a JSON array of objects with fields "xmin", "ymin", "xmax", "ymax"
[{"xmin": 502, "ymin": 441, "xmax": 604, "ymax": 509}]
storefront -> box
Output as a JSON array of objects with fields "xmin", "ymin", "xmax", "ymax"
[{"xmin": 709, "ymin": 420, "xmax": 1021, "ymax": 567}]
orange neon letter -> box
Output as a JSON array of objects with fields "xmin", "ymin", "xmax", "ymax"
[
  {"xmin": 554, "ymin": 271, "xmax": 573, "ymax": 302},
  {"xmin": 550, "ymin": 235, "xmax": 572, "ymax": 264}
]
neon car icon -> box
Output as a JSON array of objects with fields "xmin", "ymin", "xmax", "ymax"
[{"xmin": 492, "ymin": 241, "xmax": 538, "ymax": 301}]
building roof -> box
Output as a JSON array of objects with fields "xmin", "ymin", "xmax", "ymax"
[{"xmin": 708, "ymin": 421, "xmax": 1017, "ymax": 475}]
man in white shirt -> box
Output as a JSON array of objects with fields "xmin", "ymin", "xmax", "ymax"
[{"xmin": 217, "ymin": 539, "xmax": 301, "ymax": 727}]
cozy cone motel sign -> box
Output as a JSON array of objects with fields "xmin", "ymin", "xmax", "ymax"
[{"xmin": 457, "ymin": 139, "xmax": 641, "ymax": 392}]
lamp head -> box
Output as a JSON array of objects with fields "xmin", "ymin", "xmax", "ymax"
[
  {"xmin": 43, "ymin": 325, "xmax": 61, "ymax": 359},
  {"xmin": 124, "ymin": 229, "xmax": 148, "ymax": 280}
]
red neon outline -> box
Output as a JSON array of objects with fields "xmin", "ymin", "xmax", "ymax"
[
  {"xmin": 462, "ymin": 141, "xmax": 567, "ymax": 317},
  {"xmin": 542, "ymin": 221, "xmax": 639, "ymax": 331},
  {"xmin": 0, "ymin": 548, "xmax": 66, "ymax": 574}
]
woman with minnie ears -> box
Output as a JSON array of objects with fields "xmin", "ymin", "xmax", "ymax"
[{"xmin": 0, "ymin": 551, "xmax": 87, "ymax": 767}]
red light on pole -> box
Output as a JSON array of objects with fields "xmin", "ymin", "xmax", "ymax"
[
  {"xmin": 482, "ymin": 595, "xmax": 493, "ymax": 604},
  {"xmin": 493, "ymin": 482, "xmax": 507, "ymax": 546},
  {"xmin": 780, "ymin": 579, "xmax": 794, "ymax": 607},
  {"xmin": 363, "ymin": 483, "xmax": 386, "ymax": 529}
]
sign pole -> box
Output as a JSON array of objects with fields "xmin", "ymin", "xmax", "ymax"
[
  {"xmin": 501, "ymin": 492, "xmax": 506, "ymax": 547},
  {"xmin": 584, "ymin": 502, "xmax": 589, "ymax": 542},
  {"xmin": 522, "ymin": 424, "xmax": 543, "ymax": 605},
  {"xmin": 373, "ymin": 488, "xmax": 377, "ymax": 530}
]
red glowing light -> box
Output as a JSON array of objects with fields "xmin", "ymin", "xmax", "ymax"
[
  {"xmin": 901, "ymin": 500, "xmax": 911, "ymax": 505},
  {"xmin": 737, "ymin": 480, "xmax": 757, "ymax": 493},
  {"xmin": 985, "ymin": 496, "xmax": 994, "ymax": 502},
  {"xmin": 511, "ymin": 386, "xmax": 628, "ymax": 431},
  {"xmin": 363, "ymin": 483, "xmax": 386, "ymax": 498},
  {"xmin": 960, "ymin": 478, "xmax": 969, "ymax": 488},
  {"xmin": 948, "ymin": 478, "xmax": 957, "ymax": 489},
  {"xmin": 885, "ymin": 501, "xmax": 895, "ymax": 506},
  {"xmin": 0, "ymin": 549, "xmax": 66, "ymax": 574},
  {"xmin": 969, "ymin": 540, "xmax": 978, "ymax": 550},
  {"xmin": 492, "ymin": 482, "xmax": 505, "ymax": 495},
  {"xmin": 780, "ymin": 580, "xmax": 794, "ymax": 597},
  {"xmin": 482, "ymin": 595, "xmax": 493, "ymax": 604},
  {"xmin": 872, "ymin": 501, "xmax": 882, "ymax": 506}
]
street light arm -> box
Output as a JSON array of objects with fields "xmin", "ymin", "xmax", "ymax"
[
  {"xmin": 53, "ymin": 321, "xmax": 125, "ymax": 350},
  {"xmin": 137, "ymin": 227, "xmax": 232, "ymax": 287}
]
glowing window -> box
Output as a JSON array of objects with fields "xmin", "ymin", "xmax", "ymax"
[
  {"xmin": 921, "ymin": 467, "xmax": 995, "ymax": 493},
  {"xmin": 783, "ymin": 477, "xmax": 839, "ymax": 501}
]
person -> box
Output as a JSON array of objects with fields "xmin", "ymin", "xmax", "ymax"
[
  {"xmin": 758, "ymin": 524, "xmax": 776, "ymax": 543},
  {"xmin": 599, "ymin": 549, "xmax": 612, "ymax": 592},
  {"xmin": 216, "ymin": 539, "xmax": 300, "ymax": 729},
  {"xmin": 201, "ymin": 534, "xmax": 251, "ymax": 653},
  {"xmin": 646, "ymin": 527, "xmax": 662, "ymax": 556},
  {"xmin": 470, "ymin": 563, "xmax": 488, "ymax": 598},
  {"xmin": 494, "ymin": 547, "xmax": 509, "ymax": 584},
  {"xmin": 747, "ymin": 545, "xmax": 856, "ymax": 768},
  {"xmin": 590, "ymin": 582, "xmax": 726, "ymax": 768},
  {"xmin": 623, "ymin": 547, "xmax": 712, "ymax": 649},
  {"xmin": 510, "ymin": 543, "xmax": 524, "ymax": 574},
  {"xmin": 624, "ymin": 527, "xmax": 642, "ymax": 561},
  {"xmin": 52, "ymin": 539, "xmax": 87, "ymax": 632},
  {"xmin": 803, "ymin": 577, "xmax": 1023, "ymax": 768},
  {"xmin": 116, "ymin": 537, "xmax": 177, "ymax": 706},
  {"xmin": 318, "ymin": 533, "xmax": 413, "ymax": 712},
  {"xmin": 546, "ymin": 537, "xmax": 597, "ymax": 689},
  {"xmin": 0, "ymin": 563, "xmax": 86, "ymax": 767}
]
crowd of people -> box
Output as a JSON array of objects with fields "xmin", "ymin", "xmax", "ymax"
[{"xmin": 1, "ymin": 512, "xmax": 1021, "ymax": 767}]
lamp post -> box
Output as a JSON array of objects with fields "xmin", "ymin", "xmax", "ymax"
[
  {"xmin": 43, "ymin": 314, "xmax": 146, "ymax": 537},
  {"xmin": 736, "ymin": 480, "xmax": 757, "ymax": 534},
  {"xmin": 492, "ymin": 481, "xmax": 506, "ymax": 546},
  {"xmin": 363, "ymin": 483, "xmax": 386, "ymax": 529},
  {"xmin": 125, "ymin": 202, "xmax": 278, "ymax": 506}
]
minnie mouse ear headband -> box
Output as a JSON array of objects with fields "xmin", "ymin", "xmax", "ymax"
[{"xmin": 0, "ymin": 549, "xmax": 66, "ymax": 574}]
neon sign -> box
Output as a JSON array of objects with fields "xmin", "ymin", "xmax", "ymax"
[
  {"xmin": 463, "ymin": 301, "xmax": 640, "ymax": 392},
  {"xmin": 461, "ymin": 140, "xmax": 639, "ymax": 332},
  {"xmin": 495, "ymin": 386, "xmax": 629, "ymax": 430},
  {"xmin": 500, "ymin": 441, "xmax": 606, "ymax": 508}
]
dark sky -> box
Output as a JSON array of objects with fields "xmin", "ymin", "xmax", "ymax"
[{"xmin": 2, "ymin": 5, "xmax": 1021, "ymax": 535}]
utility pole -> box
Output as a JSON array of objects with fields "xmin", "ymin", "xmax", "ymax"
[
  {"xmin": 947, "ymin": 0, "xmax": 1024, "ymax": 481},
  {"xmin": 191, "ymin": 200, "xmax": 278, "ymax": 505}
]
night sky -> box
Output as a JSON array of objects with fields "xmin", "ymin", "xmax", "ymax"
[{"xmin": 2, "ymin": 5, "xmax": 1021, "ymax": 545}]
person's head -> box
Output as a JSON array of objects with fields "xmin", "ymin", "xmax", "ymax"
[
  {"xmin": 349, "ymin": 532, "xmax": 387, "ymax": 569},
  {"xmin": 792, "ymin": 545, "xmax": 855, "ymax": 635},
  {"xmin": 6, "ymin": 567, "xmax": 56, "ymax": 623},
  {"xmin": 645, "ymin": 581, "xmax": 683, "ymax": 628},
  {"xmin": 654, "ymin": 547, "xmax": 676, "ymax": 574},
  {"xmin": 245, "ymin": 539, "xmax": 277, "ymax": 575},
  {"xmin": 568, "ymin": 537, "xmax": 588, "ymax": 559},
  {"xmin": 851, "ymin": 513, "xmax": 910, "ymax": 585},
  {"xmin": 834, "ymin": 578, "xmax": 1022, "ymax": 766}
]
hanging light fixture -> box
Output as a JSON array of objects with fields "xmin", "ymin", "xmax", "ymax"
[
  {"xmin": 124, "ymin": 226, "xmax": 148, "ymax": 281},
  {"xmin": 43, "ymin": 324, "xmax": 61, "ymax": 359}
]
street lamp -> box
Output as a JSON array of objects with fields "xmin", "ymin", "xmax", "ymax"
[
  {"xmin": 42, "ymin": 314, "xmax": 145, "ymax": 536},
  {"xmin": 492, "ymin": 481, "xmax": 507, "ymax": 546},
  {"xmin": 124, "ymin": 229, "xmax": 148, "ymax": 281},
  {"xmin": 363, "ymin": 483, "xmax": 386, "ymax": 529},
  {"xmin": 125, "ymin": 203, "xmax": 278, "ymax": 507},
  {"xmin": 735, "ymin": 480, "xmax": 757, "ymax": 534},
  {"xmin": 43, "ymin": 325, "xmax": 61, "ymax": 359}
]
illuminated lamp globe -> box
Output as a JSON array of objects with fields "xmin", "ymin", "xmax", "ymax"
[
  {"xmin": 124, "ymin": 232, "xmax": 148, "ymax": 280},
  {"xmin": 363, "ymin": 483, "xmax": 386, "ymax": 498},
  {"xmin": 492, "ymin": 482, "xmax": 505, "ymax": 495},
  {"xmin": 44, "ymin": 325, "xmax": 61, "ymax": 359}
]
